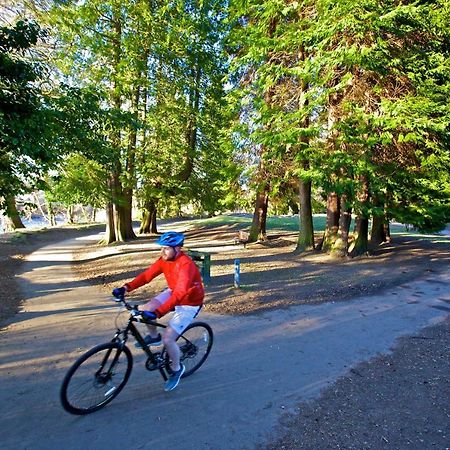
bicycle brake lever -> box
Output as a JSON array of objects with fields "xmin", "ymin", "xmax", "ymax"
[{"xmin": 130, "ymin": 308, "xmax": 141, "ymax": 317}]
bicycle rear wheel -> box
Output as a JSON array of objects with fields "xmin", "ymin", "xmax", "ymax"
[
  {"xmin": 60, "ymin": 342, "xmax": 133, "ymax": 415},
  {"xmin": 164, "ymin": 322, "xmax": 213, "ymax": 377}
]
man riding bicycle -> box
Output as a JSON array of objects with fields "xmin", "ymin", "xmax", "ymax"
[{"xmin": 112, "ymin": 231, "xmax": 204, "ymax": 392}]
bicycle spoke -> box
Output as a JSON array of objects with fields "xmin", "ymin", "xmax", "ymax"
[
  {"xmin": 165, "ymin": 322, "xmax": 213, "ymax": 377},
  {"xmin": 61, "ymin": 343, "xmax": 133, "ymax": 415}
]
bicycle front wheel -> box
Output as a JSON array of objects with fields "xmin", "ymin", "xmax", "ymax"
[
  {"xmin": 164, "ymin": 322, "xmax": 213, "ymax": 378},
  {"xmin": 60, "ymin": 342, "xmax": 133, "ymax": 415}
]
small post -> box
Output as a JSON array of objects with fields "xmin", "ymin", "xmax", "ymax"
[
  {"xmin": 234, "ymin": 258, "xmax": 240, "ymax": 288},
  {"xmin": 203, "ymin": 253, "xmax": 211, "ymax": 285}
]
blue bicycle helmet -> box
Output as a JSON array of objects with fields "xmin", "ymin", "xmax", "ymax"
[{"xmin": 155, "ymin": 231, "xmax": 185, "ymax": 247}]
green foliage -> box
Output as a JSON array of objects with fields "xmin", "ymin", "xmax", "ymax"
[
  {"xmin": 132, "ymin": 0, "xmax": 237, "ymax": 213},
  {"xmin": 7, "ymin": 0, "xmax": 448, "ymax": 235},
  {"xmin": 47, "ymin": 154, "xmax": 108, "ymax": 208},
  {"xmin": 0, "ymin": 20, "xmax": 55, "ymax": 205},
  {"xmin": 49, "ymin": 85, "xmax": 124, "ymax": 168},
  {"xmin": 43, "ymin": 0, "xmax": 237, "ymax": 220},
  {"xmin": 228, "ymin": 0, "xmax": 450, "ymax": 233},
  {"xmin": 0, "ymin": 18, "xmax": 117, "ymax": 211}
]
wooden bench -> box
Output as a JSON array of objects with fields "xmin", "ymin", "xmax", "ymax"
[{"xmin": 234, "ymin": 230, "xmax": 250, "ymax": 248}]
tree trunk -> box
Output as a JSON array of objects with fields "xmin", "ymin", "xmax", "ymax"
[
  {"xmin": 295, "ymin": 45, "xmax": 314, "ymax": 253},
  {"xmin": 120, "ymin": 190, "xmax": 136, "ymax": 239},
  {"xmin": 249, "ymin": 187, "xmax": 269, "ymax": 242},
  {"xmin": 384, "ymin": 222, "xmax": 392, "ymax": 243},
  {"xmin": 105, "ymin": 125, "xmax": 136, "ymax": 243},
  {"xmin": 296, "ymin": 172, "xmax": 314, "ymax": 252},
  {"xmin": 370, "ymin": 214, "xmax": 387, "ymax": 248},
  {"xmin": 103, "ymin": 201, "xmax": 116, "ymax": 244},
  {"xmin": 350, "ymin": 217, "xmax": 369, "ymax": 256},
  {"xmin": 102, "ymin": 5, "xmax": 135, "ymax": 244},
  {"xmin": 114, "ymin": 202, "xmax": 134, "ymax": 242},
  {"xmin": 46, "ymin": 196, "xmax": 56, "ymax": 226},
  {"xmin": 111, "ymin": 169, "xmax": 135, "ymax": 242},
  {"xmin": 139, "ymin": 210, "xmax": 151, "ymax": 235},
  {"xmin": 350, "ymin": 175, "xmax": 370, "ymax": 256},
  {"xmin": 177, "ymin": 63, "xmax": 201, "ymax": 183},
  {"xmin": 4, "ymin": 195, "xmax": 25, "ymax": 230},
  {"xmin": 369, "ymin": 197, "xmax": 387, "ymax": 249},
  {"xmin": 321, "ymin": 192, "xmax": 340, "ymax": 252},
  {"xmin": 331, "ymin": 194, "xmax": 352, "ymax": 257},
  {"xmin": 67, "ymin": 205, "xmax": 75, "ymax": 224},
  {"xmin": 248, "ymin": 18, "xmax": 277, "ymax": 245},
  {"xmin": 102, "ymin": 172, "xmax": 136, "ymax": 244},
  {"xmin": 121, "ymin": 85, "xmax": 140, "ymax": 241},
  {"xmin": 139, "ymin": 198, "xmax": 158, "ymax": 234}
]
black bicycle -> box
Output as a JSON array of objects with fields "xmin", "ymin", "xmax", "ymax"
[{"xmin": 60, "ymin": 296, "xmax": 213, "ymax": 415}]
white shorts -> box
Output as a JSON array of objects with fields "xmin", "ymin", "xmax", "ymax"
[{"xmin": 151, "ymin": 289, "xmax": 202, "ymax": 335}]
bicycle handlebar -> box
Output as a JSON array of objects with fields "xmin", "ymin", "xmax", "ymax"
[
  {"xmin": 112, "ymin": 295, "xmax": 158, "ymax": 322},
  {"xmin": 112, "ymin": 294, "xmax": 131, "ymax": 309}
]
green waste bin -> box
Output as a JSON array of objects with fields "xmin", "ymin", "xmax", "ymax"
[{"xmin": 187, "ymin": 250, "xmax": 211, "ymax": 285}]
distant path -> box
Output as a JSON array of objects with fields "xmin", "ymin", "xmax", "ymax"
[{"xmin": 0, "ymin": 233, "xmax": 449, "ymax": 450}]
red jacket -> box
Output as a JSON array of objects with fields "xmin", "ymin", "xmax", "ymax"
[{"xmin": 124, "ymin": 251, "xmax": 204, "ymax": 316}]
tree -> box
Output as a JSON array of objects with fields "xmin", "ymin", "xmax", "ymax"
[
  {"xmin": 47, "ymin": 153, "xmax": 108, "ymax": 218},
  {"xmin": 228, "ymin": 0, "xmax": 321, "ymax": 246},
  {"xmin": 136, "ymin": 0, "xmax": 233, "ymax": 233},
  {"xmin": 43, "ymin": 0, "xmax": 143, "ymax": 243},
  {"xmin": 0, "ymin": 20, "xmax": 53, "ymax": 219},
  {"xmin": 44, "ymin": 0, "xmax": 234, "ymax": 241},
  {"xmin": 227, "ymin": 0, "xmax": 283, "ymax": 242},
  {"xmin": 318, "ymin": 0, "xmax": 450, "ymax": 254},
  {"xmin": 229, "ymin": 0, "xmax": 449, "ymax": 258}
]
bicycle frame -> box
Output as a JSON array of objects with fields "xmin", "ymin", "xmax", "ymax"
[{"xmin": 111, "ymin": 311, "xmax": 169, "ymax": 381}]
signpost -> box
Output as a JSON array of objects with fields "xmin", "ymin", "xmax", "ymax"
[{"xmin": 234, "ymin": 259, "xmax": 240, "ymax": 288}]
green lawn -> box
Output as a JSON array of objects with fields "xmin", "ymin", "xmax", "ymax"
[{"xmin": 184, "ymin": 213, "xmax": 419, "ymax": 235}]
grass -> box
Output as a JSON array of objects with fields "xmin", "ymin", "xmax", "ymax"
[
  {"xmin": 179, "ymin": 213, "xmax": 425, "ymax": 236},
  {"xmin": 2, "ymin": 214, "xmax": 444, "ymax": 245},
  {"xmin": 181, "ymin": 213, "xmax": 326, "ymax": 232}
]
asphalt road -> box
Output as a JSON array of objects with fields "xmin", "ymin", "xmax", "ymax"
[{"xmin": 0, "ymin": 235, "xmax": 449, "ymax": 450}]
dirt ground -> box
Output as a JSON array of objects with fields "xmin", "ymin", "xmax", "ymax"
[
  {"xmin": 71, "ymin": 224, "xmax": 450, "ymax": 316},
  {"xmin": 1, "ymin": 222, "xmax": 449, "ymax": 449},
  {"xmin": 262, "ymin": 319, "xmax": 449, "ymax": 450},
  {"xmin": 0, "ymin": 224, "xmax": 103, "ymax": 324}
]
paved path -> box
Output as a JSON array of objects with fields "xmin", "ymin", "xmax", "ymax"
[{"xmin": 0, "ymin": 235, "xmax": 449, "ymax": 450}]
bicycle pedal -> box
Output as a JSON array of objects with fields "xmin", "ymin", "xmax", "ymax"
[{"xmin": 145, "ymin": 355, "xmax": 162, "ymax": 371}]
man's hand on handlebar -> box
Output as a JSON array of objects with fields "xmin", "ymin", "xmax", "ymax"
[
  {"xmin": 141, "ymin": 310, "xmax": 157, "ymax": 320},
  {"xmin": 111, "ymin": 288, "xmax": 159, "ymax": 321},
  {"xmin": 112, "ymin": 286, "xmax": 127, "ymax": 299},
  {"xmin": 129, "ymin": 308, "xmax": 157, "ymax": 321}
]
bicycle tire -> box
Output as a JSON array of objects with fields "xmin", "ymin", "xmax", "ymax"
[
  {"xmin": 163, "ymin": 322, "xmax": 213, "ymax": 378},
  {"xmin": 60, "ymin": 342, "xmax": 133, "ymax": 415}
]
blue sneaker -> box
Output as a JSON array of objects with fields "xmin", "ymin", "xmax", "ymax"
[
  {"xmin": 135, "ymin": 334, "xmax": 162, "ymax": 349},
  {"xmin": 164, "ymin": 364, "xmax": 185, "ymax": 392}
]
